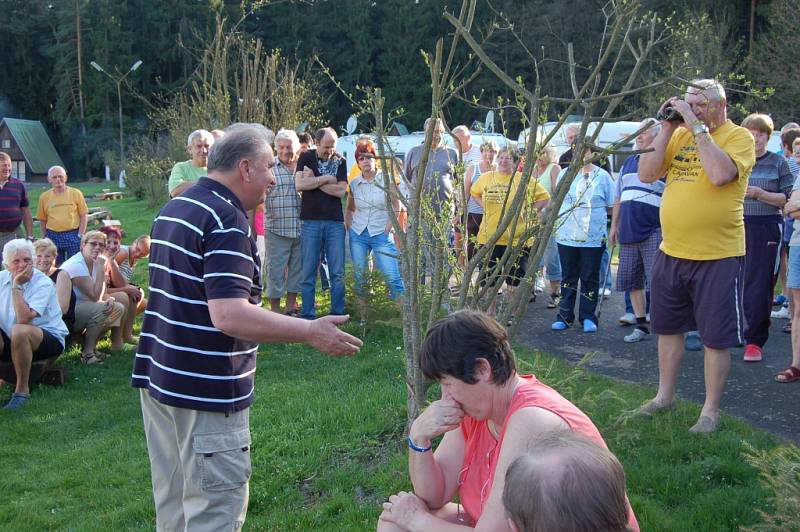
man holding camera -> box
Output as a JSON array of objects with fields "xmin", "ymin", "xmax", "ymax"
[{"xmin": 636, "ymin": 79, "xmax": 755, "ymax": 434}]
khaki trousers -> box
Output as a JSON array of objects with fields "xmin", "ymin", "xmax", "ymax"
[{"xmin": 140, "ymin": 389, "xmax": 251, "ymax": 532}]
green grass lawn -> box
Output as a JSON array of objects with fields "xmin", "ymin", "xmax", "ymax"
[{"xmin": 1, "ymin": 183, "xmax": 792, "ymax": 530}]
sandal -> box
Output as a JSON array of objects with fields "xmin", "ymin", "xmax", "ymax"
[
  {"xmin": 80, "ymin": 353, "xmax": 104, "ymax": 365},
  {"xmin": 284, "ymin": 308, "xmax": 300, "ymax": 317},
  {"xmin": 775, "ymin": 366, "xmax": 800, "ymax": 383}
]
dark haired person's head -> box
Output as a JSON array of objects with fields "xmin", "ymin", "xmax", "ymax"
[
  {"xmin": 314, "ymin": 127, "xmax": 338, "ymax": 160},
  {"xmin": 781, "ymin": 128, "xmax": 800, "ymax": 155},
  {"xmin": 420, "ymin": 310, "xmax": 516, "ymax": 385},
  {"xmin": 503, "ymin": 431, "xmax": 631, "ymax": 532}
]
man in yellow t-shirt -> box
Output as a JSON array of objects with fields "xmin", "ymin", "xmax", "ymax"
[
  {"xmin": 37, "ymin": 165, "xmax": 89, "ymax": 265},
  {"xmin": 471, "ymin": 148, "xmax": 549, "ymax": 295},
  {"xmin": 636, "ymin": 79, "xmax": 756, "ymax": 434}
]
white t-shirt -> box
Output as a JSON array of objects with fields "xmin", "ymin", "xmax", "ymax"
[
  {"xmin": 0, "ymin": 269, "xmax": 68, "ymax": 346},
  {"xmin": 61, "ymin": 252, "xmax": 98, "ymax": 303}
]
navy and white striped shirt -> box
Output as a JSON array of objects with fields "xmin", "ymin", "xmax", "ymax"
[
  {"xmin": 131, "ymin": 178, "xmax": 262, "ymax": 413},
  {"xmin": 615, "ymin": 155, "xmax": 664, "ymax": 244}
]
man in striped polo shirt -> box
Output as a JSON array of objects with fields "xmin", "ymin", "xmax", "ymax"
[
  {"xmin": 0, "ymin": 152, "xmax": 34, "ymax": 263},
  {"xmin": 608, "ymin": 119, "xmax": 663, "ymax": 343},
  {"xmin": 132, "ymin": 124, "xmax": 362, "ymax": 531}
]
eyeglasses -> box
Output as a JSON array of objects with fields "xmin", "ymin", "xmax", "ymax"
[{"xmin": 86, "ymin": 241, "xmax": 106, "ymax": 248}]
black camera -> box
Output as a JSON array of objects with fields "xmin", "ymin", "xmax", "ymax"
[{"xmin": 656, "ymin": 106, "xmax": 683, "ymax": 123}]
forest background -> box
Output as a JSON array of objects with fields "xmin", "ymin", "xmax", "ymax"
[{"xmin": 0, "ymin": 0, "xmax": 797, "ymax": 180}]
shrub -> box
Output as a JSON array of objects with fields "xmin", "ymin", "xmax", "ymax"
[
  {"xmin": 125, "ymin": 137, "xmax": 174, "ymax": 208},
  {"xmin": 743, "ymin": 442, "xmax": 800, "ymax": 531}
]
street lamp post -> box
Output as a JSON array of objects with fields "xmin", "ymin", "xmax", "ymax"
[{"xmin": 90, "ymin": 59, "xmax": 142, "ymax": 188}]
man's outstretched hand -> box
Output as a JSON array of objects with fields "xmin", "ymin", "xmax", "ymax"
[{"xmin": 309, "ymin": 315, "xmax": 363, "ymax": 356}]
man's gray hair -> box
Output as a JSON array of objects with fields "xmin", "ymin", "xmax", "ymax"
[
  {"xmin": 423, "ymin": 117, "xmax": 445, "ymax": 131},
  {"xmin": 207, "ymin": 123, "xmax": 273, "ymax": 173},
  {"xmin": 781, "ymin": 122, "xmax": 800, "ymax": 134},
  {"xmin": 3, "ymin": 238, "xmax": 34, "ymax": 268},
  {"xmin": 187, "ymin": 129, "xmax": 214, "ymax": 147},
  {"xmin": 641, "ymin": 117, "xmax": 661, "ymax": 137},
  {"xmin": 452, "ymin": 125, "xmax": 470, "ymax": 136},
  {"xmin": 275, "ymin": 128, "xmax": 300, "ymax": 152},
  {"xmin": 687, "ymin": 79, "xmax": 726, "ymax": 101},
  {"xmin": 48, "ymin": 165, "xmax": 66, "ymax": 178}
]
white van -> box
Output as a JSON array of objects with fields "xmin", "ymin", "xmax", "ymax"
[{"xmin": 518, "ymin": 120, "xmax": 645, "ymax": 177}]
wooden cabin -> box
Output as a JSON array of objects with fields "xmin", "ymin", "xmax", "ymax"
[{"xmin": 0, "ymin": 118, "xmax": 64, "ymax": 182}]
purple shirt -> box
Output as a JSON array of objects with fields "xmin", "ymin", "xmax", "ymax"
[{"xmin": 0, "ymin": 178, "xmax": 29, "ymax": 233}]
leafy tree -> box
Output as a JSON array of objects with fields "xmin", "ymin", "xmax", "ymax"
[{"xmin": 744, "ymin": 0, "xmax": 800, "ymax": 126}]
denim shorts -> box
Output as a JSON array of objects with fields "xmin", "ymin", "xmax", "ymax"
[{"xmin": 788, "ymin": 245, "xmax": 800, "ymax": 289}]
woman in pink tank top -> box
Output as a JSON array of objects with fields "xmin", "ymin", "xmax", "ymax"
[{"xmin": 378, "ymin": 310, "xmax": 639, "ymax": 532}]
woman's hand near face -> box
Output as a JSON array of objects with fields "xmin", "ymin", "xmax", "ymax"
[{"xmin": 409, "ymin": 394, "xmax": 465, "ymax": 444}]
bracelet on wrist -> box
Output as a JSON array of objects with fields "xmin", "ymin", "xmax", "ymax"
[{"xmin": 407, "ymin": 436, "xmax": 432, "ymax": 453}]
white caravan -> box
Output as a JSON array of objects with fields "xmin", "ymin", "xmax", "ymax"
[{"xmin": 518, "ymin": 120, "xmax": 645, "ymax": 177}]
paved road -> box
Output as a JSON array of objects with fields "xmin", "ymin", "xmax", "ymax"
[{"xmin": 515, "ymin": 280, "xmax": 800, "ymax": 443}]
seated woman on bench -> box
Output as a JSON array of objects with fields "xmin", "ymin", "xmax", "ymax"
[{"xmin": 0, "ymin": 239, "xmax": 69, "ymax": 410}]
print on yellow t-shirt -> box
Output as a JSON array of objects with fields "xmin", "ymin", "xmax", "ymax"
[
  {"xmin": 659, "ymin": 120, "xmax": 755, "ymax": 261},
  {"xmin": 471, "ymin": 171, "xmax": 550, "ymax": 247}
]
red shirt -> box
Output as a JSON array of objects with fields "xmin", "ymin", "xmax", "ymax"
[{"xmin": 457, "ymin": 374, "xmax": 639, "ymax": 530}]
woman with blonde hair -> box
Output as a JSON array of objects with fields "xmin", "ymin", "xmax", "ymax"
[
  {"xmin": 33, "ymin": 238, "xmax": 75, "ymax": 335},
  {"xmin": 60, "ymin": 231, "xmax": 126, "ymax": 363},
  {"xmin": 532, "ymin": 145, "xmax": 562, "ymax": 308}
]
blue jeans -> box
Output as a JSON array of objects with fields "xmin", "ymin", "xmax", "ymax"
[
  {"xmin": 540, "ymin": 236, "xmax": 562, "ymax": 281},
  {"xmin": 349, "ymin": 228, "xmax": 404, "ymax": 299},
  {"xmin": 557, "ymin": 244, "xmax": 604, "ymax": 325},
  {"xmin": 300, "ymin": 220, "xmax": 345, "ymax": 319}
]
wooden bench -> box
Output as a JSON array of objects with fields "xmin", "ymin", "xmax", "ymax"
[
  {"xmin": 94, "ymin": 188, "xmax": 125, "ymax": 201},
  {"xmin": 87, "ymin": 207, "xmax": 112, "ymax": 226},
  {"xmin": 0, "ymin": 356, "xmax": 68, "ymax": 387}
]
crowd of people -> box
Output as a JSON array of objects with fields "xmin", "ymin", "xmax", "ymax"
[
  {"xmin": 0, "ymin": 153, "xmax": 150, "ymax": 409},
  {"xmin": 5, "ymin": 76, "xmax": 800, "ymax": 530}
]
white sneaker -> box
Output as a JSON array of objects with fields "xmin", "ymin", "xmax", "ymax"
[
  {"xmin": 646, "ymin": 313, "xmax": 650, "ymax": 323},
  {"xmin": 619, "ymin": 312, "xmax": 636, "ymax": 325},
  {"xmin": 624, "ymin": 328, "xmax": 649, "ymax": 343},
  {"xmin": 771, "ymin": 306, "xmax": 791, "ymax": 320},
  {"xmin": 535, "ymin": 276, "xmax": 546, "ymax": 294},
  {"xmin": 603, "ymin": 288, "xmax": 612, "ymax": 297}
]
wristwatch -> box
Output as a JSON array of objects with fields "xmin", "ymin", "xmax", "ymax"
[{"xmin": 691, "ymin": 123, "xmax": 710, "ymax": 137}]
